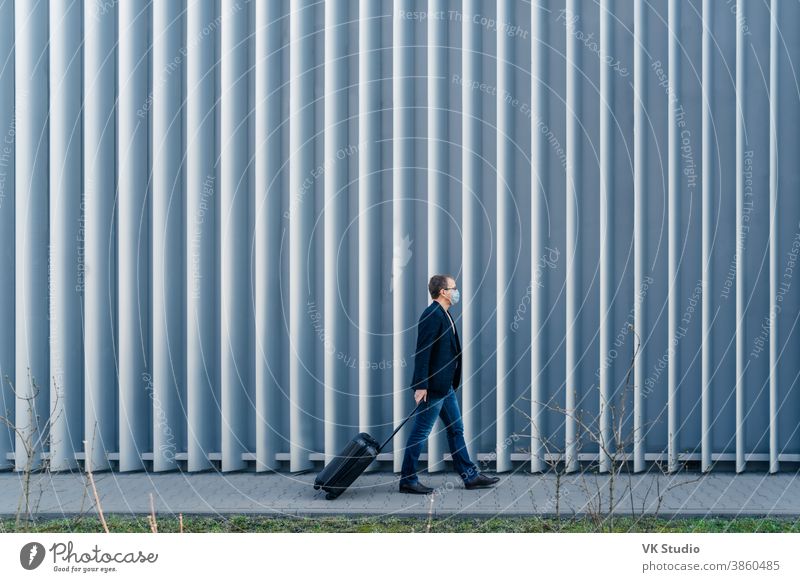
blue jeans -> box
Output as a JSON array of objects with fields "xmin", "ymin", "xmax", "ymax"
[{"xmin": 399, "ymin": 387, "xmax": 480, "ymax": 485}]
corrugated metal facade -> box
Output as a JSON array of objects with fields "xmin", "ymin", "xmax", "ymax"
[{"xmin": 1, "ymin": 0, "xmax": 799, "ymax": 475}]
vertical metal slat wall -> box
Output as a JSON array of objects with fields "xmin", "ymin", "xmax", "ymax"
[{"xmin": 1, "ymin": 0, "xmax": 800, "ymax": 474}]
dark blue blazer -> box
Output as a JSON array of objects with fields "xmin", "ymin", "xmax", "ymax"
[{"xmin": 410, "ymin": 300, "xmax": 462, "ymax": 399}]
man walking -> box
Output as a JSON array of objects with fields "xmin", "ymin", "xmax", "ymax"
[{"xmin": 399, "ymin": 274, "xmax": 500, "ymax": 493}]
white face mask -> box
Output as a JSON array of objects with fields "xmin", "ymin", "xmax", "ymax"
[{"xmin": 449, "ymin": 289, "xmax": 460, "ymax": 304}]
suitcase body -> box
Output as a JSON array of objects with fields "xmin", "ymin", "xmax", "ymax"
[
  {"xmin": 313, "ymin": 400, "xmax": 423, "ymax": 499},
  {"xmin": 313, "ymin": 432, "xmax": 381, "ymax": 499}
]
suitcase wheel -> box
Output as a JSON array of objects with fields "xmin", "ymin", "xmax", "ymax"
[{"xmin": 325, "ymin": 491, "xmax": 339, "ymax": 500}]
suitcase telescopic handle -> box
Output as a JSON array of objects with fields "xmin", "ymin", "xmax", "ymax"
[{"xmin": 377, "ymin": 399, "xmax": 425, "ymax": 453}]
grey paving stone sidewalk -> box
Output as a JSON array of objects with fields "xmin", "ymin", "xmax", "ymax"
[{"xmin": 2, "ymin": 470, "xmax": 800, "ymax": 519}]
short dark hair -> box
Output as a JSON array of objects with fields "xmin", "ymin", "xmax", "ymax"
[{"xmin": 428, "ymin": 274, "xmax": 454, "ymax": 299}]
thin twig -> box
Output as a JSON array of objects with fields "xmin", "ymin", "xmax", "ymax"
[
  {"xmin": 425, "ymin": 493, "xmax": 435, "ymax": 533},
  {"xmin": 149, "ymin": 493, "xmax": 158, "ymax": 533},
  {"xmin": 84, "ymin": 453, "xmax": 109, "ymax": 533}
]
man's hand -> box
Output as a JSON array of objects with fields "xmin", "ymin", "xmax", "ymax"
[{"xmin": 414, "ymin": 389, "xmax": 428, "ymax": 405}]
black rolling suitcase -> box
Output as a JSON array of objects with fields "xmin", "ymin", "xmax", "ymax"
[{"xmin": 314, "ymin": 400, "xmax": 424, "ymax": 499}]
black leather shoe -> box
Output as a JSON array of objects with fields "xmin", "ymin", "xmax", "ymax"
[
  {"xmin": 464, "ymin": 473, "xmax": 500, "ymax": 489},
  {"xmin": 399, "ymin": 481, "xmax": 434, "ymax": 494}
]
